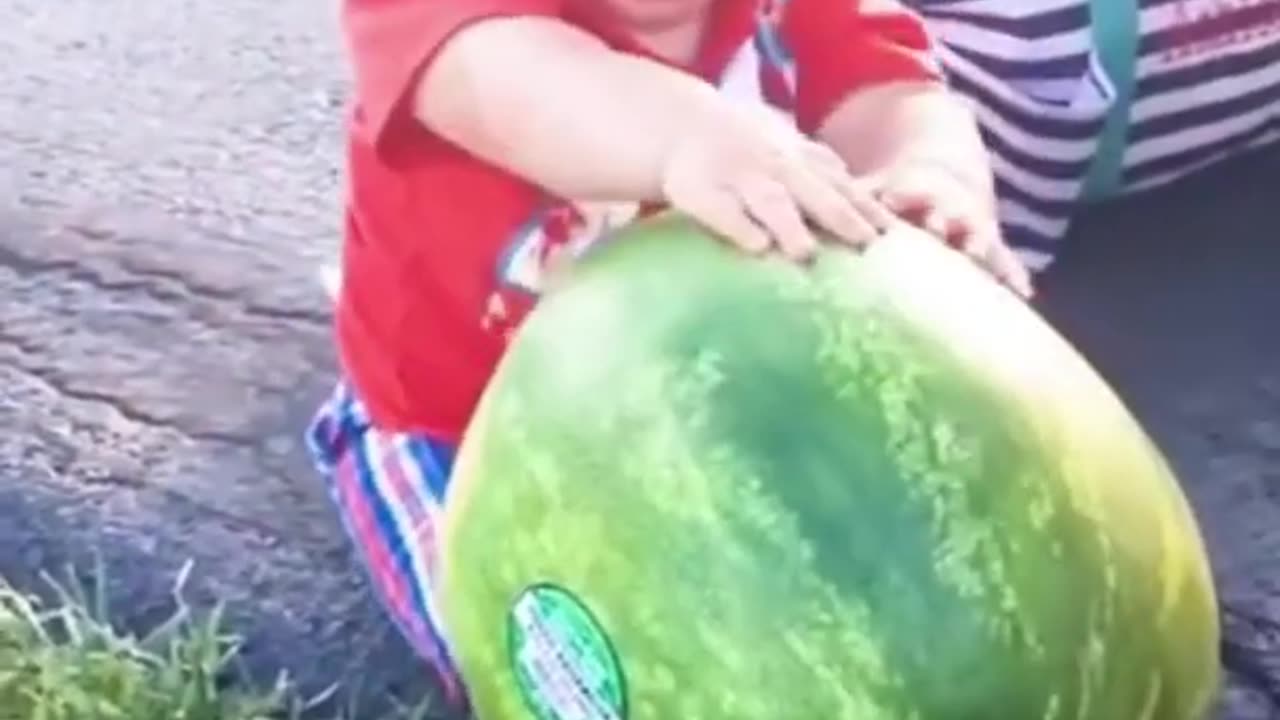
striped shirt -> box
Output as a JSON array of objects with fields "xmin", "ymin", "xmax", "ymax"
[{"xmin": 909, "ymin": 0, "xmax": 1280, "ymax": 271}]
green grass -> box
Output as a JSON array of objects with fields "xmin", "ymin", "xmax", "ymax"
[{"xmin": 0, "ymin": 559, "xmax": 441, "ymax": 720}]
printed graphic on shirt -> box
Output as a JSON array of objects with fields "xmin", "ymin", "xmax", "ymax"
[
  {"xmin": 497, "ymin": 201, "xmax": 644, "ymax": 296},
  {"xmin": 1156, "ymin": 0, "xmax": 1280, "ymax": 64},
  {"xmin": 1126, "ymin": 0, "xmax": 1280, "ymax": 191},
  {"xmin": 755, "ymin": 0, "xmax": 798, "ymax": 111},
  {"xmin": 481, "ymin": 201, "xmax": 640, "ymax": 340}
]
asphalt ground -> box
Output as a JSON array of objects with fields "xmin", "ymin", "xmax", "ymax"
[
  {"xmin": 1037, "ymin": 147, "xmax": 1280, "ymax": 719},
  {"xmin": 2, "ymin": 1, "xmax": 1278, "ymax": 716}
]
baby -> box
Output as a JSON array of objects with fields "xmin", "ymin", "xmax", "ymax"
[{"xmin": 306, "ymin": 0, "xmax": 1032, "ymax": 709}]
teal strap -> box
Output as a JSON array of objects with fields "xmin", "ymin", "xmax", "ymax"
[{"xmin": 1082, "ymin": 0, "xmax": 1141, "ymax": 202}]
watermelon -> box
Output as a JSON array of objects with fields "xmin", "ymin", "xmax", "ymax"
[{"xmin": 437, "ymin": 215, "xmax": 1221, "ymax": 719}]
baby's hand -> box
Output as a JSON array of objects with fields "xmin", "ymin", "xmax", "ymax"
[
  {"xmin": 660, "ymin": 103, "xmax": 895, "ymax": 263},
  {"xmin": 874, "ymin": 162, "xmax": 1033, "ymax": 298}
]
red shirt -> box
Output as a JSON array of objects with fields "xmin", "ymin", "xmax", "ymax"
[{"xmin": 337, "ymin": 0, "xmax": 940, "ymax": 441}]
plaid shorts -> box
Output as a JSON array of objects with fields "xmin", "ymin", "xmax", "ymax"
[{"xmin": 304, "ymin": 382, "xmax": 469, "ymax": 709}]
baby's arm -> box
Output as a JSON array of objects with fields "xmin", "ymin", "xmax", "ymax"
[
  {"xmin": 781, "ymin": 0, "xmax": 1028, "ymax": 294},
  {"xmin": 821, "ymin": 82, "xmax": 998, "ymax": 222},
  {"xmin": 343, "ymin": 0, "xmax": 889, "ymax": 258},
  {"xmin": 779, "ymin": 0, "xmax": 990, "ymax": 205},
  {"xmin": 412, "ymin": 17, "xmax": 727, "ymax": 202}
]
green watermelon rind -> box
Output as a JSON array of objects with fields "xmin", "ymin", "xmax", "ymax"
[{"xmin": 440, "ymin": 215, "xmax": 1221, "ymax": 720}]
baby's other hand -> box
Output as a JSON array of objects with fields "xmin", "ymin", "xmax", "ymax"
[{"xmin": 874, "ymin": 162, "xmax": 1033, "ymax": 299}]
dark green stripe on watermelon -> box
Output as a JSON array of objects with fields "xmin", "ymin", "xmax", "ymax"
[{"xmin": 440, "ymin": 215, "xmax": 1220, "ymax": 720}]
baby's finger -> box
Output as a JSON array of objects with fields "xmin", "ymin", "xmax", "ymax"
[
  {"xmin": 875, "ymin": 181, "xmax": 933, "ymax": 216},
  {"xmin": 676, "ymin": 186, "xmax": 771, "ymax": 256},
  {"xmin": 836, "ymin": 176, "xmax": 895, "ymax": 236},
  {"xmin": 735, "ymin": 175, "xmax": 818, "ymax": 262},
  {"xmin": 988, "ymin": 241, "xmax": 1035, "ymax": 298},
  {"xmin": 909, "ymin": 195, "xmax": 980, "ymax": 248},
  {"xmin": 804, "ymin": 161, "xmax": 893, "ymax": 242},
  {"xmin": 923, "ymin": 208, "xmax": 958, "ymax": 244},
  {"xmin": 964, "ymin": 225, "xmax": 1033, "ymax": 298},
  {"xmin": 785, "ymin": 164, "xmax": 879, "ymax": 248}
]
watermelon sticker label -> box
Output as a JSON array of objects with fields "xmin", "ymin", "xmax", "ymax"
[{"xmin": 507, "ymin": 584, "xmax": 627, "ymax": 720}]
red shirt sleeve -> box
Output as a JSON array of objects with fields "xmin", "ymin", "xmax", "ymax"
[
  {"xmin": 781, "ymin": 0, "xmax": 944, "ymax": 134},
  {"xmin": 342, "ymin": 0, "xmax": 562, "ymax": 155}
]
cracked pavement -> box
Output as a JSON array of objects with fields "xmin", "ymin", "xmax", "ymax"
[
  {"xmin": 2, "ymin": 1, "xmax": 1279, "ymax": 717},
  {"xmin": 1, "ymin": 0, "xmax": 437, "ymax": 713}
]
